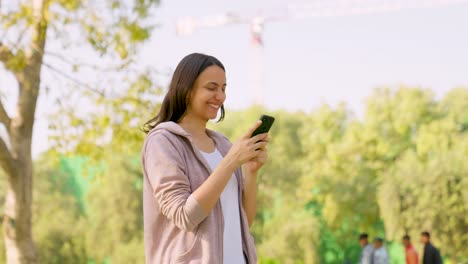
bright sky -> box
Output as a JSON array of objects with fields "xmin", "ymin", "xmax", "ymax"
[
  {"xmin": 2, "ymin": 0, "xmax": 468, "ymax": 157},
  {"xmin": 142, "ymin": 0, "xmax": 468, "ymax": 113}
]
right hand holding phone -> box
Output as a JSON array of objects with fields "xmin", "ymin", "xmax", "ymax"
[{"xmin": 227, "ymin": 120, "xmax": 270, "ymax": 167}]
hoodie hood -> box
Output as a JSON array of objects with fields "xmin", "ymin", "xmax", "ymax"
[
  {"xmin": 150, "ymin": 121, "xmax": 191, "ymax": 138},
  {"xmin": 145, "ymin": 120, "xmax": 234, "ymax": 179},
  {"xmin": 148, "ymin": 121, "xmax": 227, "ymax": 145}
]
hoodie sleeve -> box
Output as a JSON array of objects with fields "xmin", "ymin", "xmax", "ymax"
[{"xmin": 143, "ymin": 133, "xmax": 208, "ymax": 232}]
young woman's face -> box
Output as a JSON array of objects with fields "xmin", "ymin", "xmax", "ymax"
[{"xmin": 186, "ymin": 65, "xmax": 226, "ymax": 121}]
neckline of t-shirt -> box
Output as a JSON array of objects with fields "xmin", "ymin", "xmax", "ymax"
[{"xmin": 198, "ymin": 148, "xmax": 219, "ymax": 155}]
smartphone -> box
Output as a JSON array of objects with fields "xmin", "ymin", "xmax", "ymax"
[{"xmin": 251, "ymin": 115, "xmax": 275, "ymax": 137}]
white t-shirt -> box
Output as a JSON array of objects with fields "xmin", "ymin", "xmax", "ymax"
[
  {"xmin": 200, "ymin": 149, "xmax": 246, "ymax": 264},
  {"xmin": 373, "ymin": 247, "xmax": 389, "ymax": 264}
]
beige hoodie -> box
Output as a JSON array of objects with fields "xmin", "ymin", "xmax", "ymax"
[{"xmin": 142, "ymin": 122, "xmax": 257, "ymax": 264}]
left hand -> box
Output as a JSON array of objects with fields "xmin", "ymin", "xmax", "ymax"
[{"xmin": 244, "ymin": 135, "xmax": 270, "ymax": 173}]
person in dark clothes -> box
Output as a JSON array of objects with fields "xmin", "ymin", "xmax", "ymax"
[{"xmin": 421, "ymin": 231, "xmax": 443, "ymax": 264}]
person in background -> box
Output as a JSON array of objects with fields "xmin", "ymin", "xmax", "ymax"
[
  {"xmin": 359, "ymin": 233, "xmax": 374, "ymax": 264},
  {"xmin": 372, "ymin": 237, "xmax": 389, "ymax": 264},
  {"xmin": 402, "ymin": 235, "xmax": 419, "ymax": 264},
  {"xmin": 421, "ymin": 231, "xmax": 443, "ymax": 264}
]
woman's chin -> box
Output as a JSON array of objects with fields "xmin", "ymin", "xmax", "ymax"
[{"xmin": 206, "ymin": 112, "xmax": 218, "ymax": 120}]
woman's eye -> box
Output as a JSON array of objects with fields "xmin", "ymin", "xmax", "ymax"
[{"xmin": 207, "ymin": 87, "xmax": 216, "ymax": 91}]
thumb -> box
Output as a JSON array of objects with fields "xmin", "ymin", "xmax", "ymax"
[{"xmin": 243, "ymin": 120, "xmax": 262, "ymax": 139}]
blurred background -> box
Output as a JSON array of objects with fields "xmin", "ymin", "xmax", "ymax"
[{"xmin": 0, "ymin": 0, "xmax": 467, "ymax": 263}]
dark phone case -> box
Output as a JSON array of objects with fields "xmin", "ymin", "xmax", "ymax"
[{"xmin": 251, "ymin": 115, "xmax": 275, "ymax": 137}]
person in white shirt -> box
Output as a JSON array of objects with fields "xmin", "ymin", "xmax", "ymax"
[
  {"xmin": 359, "ymin": 233, "xmax": 374, "ymax": 264},
  {"xmin": 373, "ymin": 237, "xmax": 390, "ymax": 264}
]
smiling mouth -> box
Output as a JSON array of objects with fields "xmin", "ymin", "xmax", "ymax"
[{"xmin": 208, "ymin": 104, "xmax": 220, "ymax": 109}]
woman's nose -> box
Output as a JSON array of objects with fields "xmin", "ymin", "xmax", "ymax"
[{"xmin": 215, "ymin": 91, "xmax": 225, "ymax": 101}]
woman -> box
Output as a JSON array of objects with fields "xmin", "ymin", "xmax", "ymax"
[{"xmin": 142, "ymin": 53, "xmax": 269, "ymax": 263}]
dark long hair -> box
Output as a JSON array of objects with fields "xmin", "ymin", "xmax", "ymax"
[{"xmin": 142, "ymin": 53, "xmax": 226, "ymax": 133}]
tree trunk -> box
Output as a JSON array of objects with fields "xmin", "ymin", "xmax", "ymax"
[
  {"xmin": 2, "ymin": 61, "xmax": 42, "ymax": 264},
  {"xmin": 1, "ymin": 0, "xmax": 47, "ymax": 261},
  {"xmin": 3, "ymin": 154, "xmax": 37, "ymax": 264},
  {"xmin": 2, "ymin": 73, "xmax": 41, "ymax": 263}
]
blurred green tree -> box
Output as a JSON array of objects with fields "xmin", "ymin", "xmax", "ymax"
[
  {"xmin": 0, "ymin": 153, "xmax": 88, "ymax": 263},
  {"xmin": 3, "ymin": 82, "xmax": 464, "ymax": 263},
  {"xmin": 83, "ymin": 152, "xmax": 144, "ymax": 263},
  {"xmin": 213, "ymin": 108, "xmax": 321, "ymax": 263},
  {"xmin": 46, "ymin": 49, "xmax": 162, "ymax": 262},
  {"xmin": 378, "ymin": 88, "xmax": 468, "ymax": 262}
]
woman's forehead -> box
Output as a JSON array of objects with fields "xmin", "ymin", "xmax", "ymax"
[{"xmin": 197, "ymin": 66, "xmax": 226, "ymax": 84}]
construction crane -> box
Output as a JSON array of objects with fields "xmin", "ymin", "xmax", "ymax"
[
  {"xmin": 176, "ymin": 9, "xmax": 286, "ymax": 105},
  {"xmin": 175, "ymin": 0, "xmax": 468, "ymax": 105}
]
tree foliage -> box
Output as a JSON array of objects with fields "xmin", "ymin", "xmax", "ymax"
[
  {"xmin": 0, "ymin": 0, "xmax": 159, "ymax": 262},
  {"xmin": 3, "ymin": 86, "xmax": 465, "ymax": 263}
]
